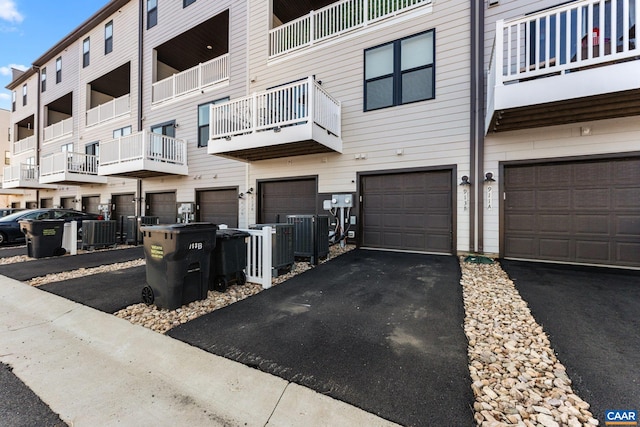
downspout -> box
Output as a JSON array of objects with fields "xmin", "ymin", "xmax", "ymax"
[
  {"xmin": 469, "ymin": 0, "xmax": 485, "ymax": 253},
  {"xmin": 34, "ymin": 65, "xmax": 41, "ymax": 208},
  {"xmin": 137, "ymin": 0, "xmax": 144, "ymax": 216}
]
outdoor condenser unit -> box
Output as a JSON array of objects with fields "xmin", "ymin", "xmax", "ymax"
[
  {"xmin": 286, "ymin": 215, "xmax": 329, "ymax": 264},
  {"xmin": 81, "ymin": 220, "xmax": 117, "ymax": 250},
  {"xmin": 124, "ymin": 216, "xmax": 159, "ymax": 245},
  {"xmin": 249, "ymin": 223, "xmax": 295, "ymax": 275}
]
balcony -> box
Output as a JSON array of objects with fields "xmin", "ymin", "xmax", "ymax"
[
  {"xmin": 39, "ymin": 152, "xmax": 107, "ymax": 185},
  {"xmin": 86, "ymin": 94, "xmax": 130, "ymax": 127},
  {"xmin": 270, "ymin": 0, "xmax": 432, "ymax": 58},
  {"xmin": 208, "ymin": 76, "xmax": 342, "ymax": 162},
  {"xmin": 2, "ymin": 164, "xmax": 57, "ymax": 189},
  {"xmin": 152, "ymin": 54, "xmax": 229, "ymax": 104},
  {"xmin": 43, "ymin": 117, "xmax": 73, "ymax": 143},
  {"xmin": 98, "ymin": 130, "xmax": 188, "ymax": 178},
  {"xmin": 13, "ymin": 135, "xmax": 36, "ymax": 155},
  {"xmin": 487, "ymin": 0, "xmax": 639, "ymax": 133}
]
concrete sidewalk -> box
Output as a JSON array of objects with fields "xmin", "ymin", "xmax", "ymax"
[{"xmin": 0, "ymin": 275, "xmax": 399, "ymax": 427}]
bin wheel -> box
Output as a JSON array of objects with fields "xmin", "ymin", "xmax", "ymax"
[
  {"xmin": 237, "ymin": 271, "xmax": 247, "ymax": 286},
  {"xmin": 213, "ymin": 277, "xmax": 228, "ymax": 292},
  {"xmin": 142, "ymin": 286, "xmax": 155, "ymax": 305}
]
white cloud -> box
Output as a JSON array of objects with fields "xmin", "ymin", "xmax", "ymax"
[
  {"xmin": 0, "ymin": 93, "xmax": 10, "ymax": 100},
  {"xmin": 0, "ymin": 0, "xmax": 23, "ymax": 23},
  {"xmin": 0, "ymin": 63, "xmax": 28, "ymax": 76}
]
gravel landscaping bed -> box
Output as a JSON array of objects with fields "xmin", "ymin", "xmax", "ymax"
[{"xmin": 460, "ymin": 257, "xmax": 599, "ymax": 427}]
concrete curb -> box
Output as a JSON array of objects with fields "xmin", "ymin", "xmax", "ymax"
[{"xmin": 0, "ymin": 275, "xmax": 399, "ymax": 426}]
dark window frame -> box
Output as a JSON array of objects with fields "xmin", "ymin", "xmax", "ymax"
[
  {"xmin": 363, "ymin": 29, "xmax": 436, "ymax": 112},
  {"xmin": 147, "ymin": 0, "xmax": 157, "ymax": 29},
  {"xmin": 41, "ymin": 67, "xmax": 47, "ymax": 92},
  {"xmin": 83, "ymin": 37, "xmax": 90, "ymax": 68},
  {"xmin": 22, "ymin": 84, "xmax": 27, "ymax": 106},
  {"xmin": 113, "ymin": 126, "xmax": 132, "ymax": 139},
  {"xmin": 197, "ymin": 97, "xmax": 230, "ymax": 147},
  {"xmin": 56, "ymin": 57, "xmax": 62, "ymax": 83},
  {"xmin": 105, "ymin": 21, "xmax": 113, "ymax": 54},
  {"xmin": 11, "ymin": 91, "xmax": 15, "ymax": 112}
]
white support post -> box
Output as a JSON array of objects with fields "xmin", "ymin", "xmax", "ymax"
[
  {"xmin": 495, "ymin": 20, "xmax": 505, "ymax": 85},
  {"xmin": 261, "ymin": 226, "xmax": 273, "ymax": 289}
]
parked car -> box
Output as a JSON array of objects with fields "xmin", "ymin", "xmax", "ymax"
[
  {"xmin": 0, "ymin": 208, "xmax": 23, "ymax": 218},
  {"xmin": 0, "ymin": 209, "xmax": 104, "ymax": 245}
]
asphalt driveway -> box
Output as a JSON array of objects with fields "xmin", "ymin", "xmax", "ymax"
[
  {"xmin": 169, "ymin": 249, "xmax": 474, "ymax": 427},
  {"xmin": 501, "ymin": 260, "xmax": 640, "ymax": 422}
]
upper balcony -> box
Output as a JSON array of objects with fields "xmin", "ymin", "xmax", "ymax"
[
  {"xmin": 39, "ymin": 152, "xmax": 108, "ymax": 185},
  {"xmin": 269, "ymin": 0, "xmax": 432, "ymax": 58},
  {"xmin": 43, "ymin": 117, "xmax": 73, "ymax": 143},
  {"xmin": 86, "ymin": 94, "xmax": 130, "ymax": 127},
  {"xmin": 152, "ymin": 54, "xmax": 229, "ymax": 104},
  {"xmin": 13, "ymin": 135, "xmax": 36, "ymax": 156},
  {"xmin": 13, "ymin": 114, "xmax": 36, "ymax": 155},
  {"xmin": 2, "ymin": 164, "xmax": 57, "ymax": 190},
  {"xmin": 487, "ymin": 0, "xmax": 639, "ymax": 133},
  {"xmin": 208, "ymin": 76, "xmax": 342, "ymax": 162},
  {"xmin": 87, "ymin": 62, "xmax": 132, "ymax": 127},
  {"xmin": 98, "ymin": 130, "xmax": 188, "ymax": 178}
]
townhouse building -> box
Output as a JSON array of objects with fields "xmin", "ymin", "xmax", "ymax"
[{"xmin": 2, "ymin": 0, "xmax": 638, "ymax": 269}]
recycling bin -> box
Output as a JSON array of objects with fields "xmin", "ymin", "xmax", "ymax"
[
  {"xmin": 19, "ymin": 219, "xmax": 66, "ymax": 259},
  {"xmin": 140, "ymin": 222, "xmax": 217, "ymax": 310},
  {"xmin": 210, "ymin": 229, "xmax": 250, "ymax": 291}
]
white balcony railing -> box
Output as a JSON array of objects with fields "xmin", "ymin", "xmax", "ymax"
[
  {"xmin": 40, "ymin": 152, "xmax": 99, "ymax": 177},
  {"xmin": 269, "ymin": 0, "xmax": 431, "ymax": 57},
  {"xmin": 13, "ymin": 135, "xmax": 36, "ymax": 155},
  {"xmin": 493, "ymin": 0, "xmax": 639, "ymax": 85},
  {"xmin": 152, "ymin": 54, "xmax": 229, "ymax": 104},
  {"xmin": 43, "ymin": 117, "xmax": 73, "ymax": 143},
  {"xmin": 210, "ymin": 76, "xmax": 341, "ymax": 140},
  {"xmin": 100, "ymin": 130, "xmax": 187, "ymax": 167},
  {"xmin": 86, "ymin": 94, "xmax": 131, "ymax": 127},
  {"xmin": 2, "ymin": 163, "xmax": 38, "ymax": 183}
]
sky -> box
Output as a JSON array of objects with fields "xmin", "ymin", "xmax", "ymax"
[{"xmin": 0, "ymin": 0, "xmax": 107, "ymax": 111}]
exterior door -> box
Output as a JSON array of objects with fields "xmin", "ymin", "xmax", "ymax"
[
  {"xmin": 82, "ymin": 196, "xmax": 100, "ymax": 214},
  {"xmin": 196, "ymin": 189, "xmax": 239, "ymax": 227},
  {"xmin": 259, "ymin": 178, "xmax": 317, "ymax": 223},
  {"xmin": 146, "ymin": 191, "xmax": 177, "ymax": 224}
]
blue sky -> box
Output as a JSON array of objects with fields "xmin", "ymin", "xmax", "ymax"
[{"xmin": 0, "ymin": 0, "xmax": 106, "ymax": 110}]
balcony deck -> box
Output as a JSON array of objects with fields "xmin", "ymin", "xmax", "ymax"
[
  {"xmin": 208, "ymin": 77, "xmax": 342, "ymax": 162},
  {"xmin": 486, "ymin": 0, "xmax": 639, "ymax": 133},
  {"xmin": 39, "ymin": 152, "xmax": 107, "ymax": 185},
  {"xmin": 98, "ymin": 130, "xmax": 188, "ymax": 178},
  {"xmin": 2, "ymin": 164, "xmax": 57, "ymax": 189}
]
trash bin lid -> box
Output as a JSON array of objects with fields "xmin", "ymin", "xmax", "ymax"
[
  {"xmin": 216, "ymin": 229, "xmax": 250, "ymax": 239},
  {"xmin": 141, "ymin": 222, "xmax": 218, "ymax": 234}
]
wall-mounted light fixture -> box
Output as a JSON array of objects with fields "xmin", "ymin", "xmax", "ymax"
[
  {"xmin": 245, "ymin": 187, "xmax": 253, "ymax": 195},
  {"xmin": 484, "ymin": 172, "xmax": 496, "ymax": 182},
  {"xmin": 460, "ymin": 175, "xmax": 471, "ymax": 186},
  {"xmin": 273, "ymin": 126, "xmax": 281, "ymax": 133},
  {"xmin": 238, "ymin": 193, "xmax": 244, "ymax": 199},
  {"xmin": 225, "ymin": 136, "xmax": 231, "ymax": 141}
]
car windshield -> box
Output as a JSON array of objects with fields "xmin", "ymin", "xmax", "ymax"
[{"xmin": 0, "ymin": 210, "xmax": 43, "ymax": 222}]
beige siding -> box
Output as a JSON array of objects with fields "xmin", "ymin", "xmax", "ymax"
[{"xmin": 246, "ymin": 0, "xmax": 472, "ymax": 250}]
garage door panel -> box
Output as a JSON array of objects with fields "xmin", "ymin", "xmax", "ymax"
[
  {"xmin": 539, "ymin": 239, "xmax": 571, "ymax": 259},
  {"xmin": 362, "ymin": 170, "xmax": 452, "ymax": 253},
  {"xmin": 504, "ymin": 158, "xmax": 640, "ymax": 267},
  {"xmin": 574, "ymin": 215, "xmax": 610, "ymax": 235},
  {"xmin": 260, "ymin": 179, "xmax": 316, "ymax": 223},
  {"xmin": 197, "ymin": 189, "xmax": 238, "ymax": 227}
]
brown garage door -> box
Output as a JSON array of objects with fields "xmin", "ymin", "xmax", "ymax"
[
  {"xmin": 361, "ymin": 170, "xmax": 453, "ymax": 253},
  {"xmin": 146, "ymin": 191, "xmax": 176, "ymax": 224},
  {"xmin": 196, "ymin": 189, "xmax": 239, "ymax": 227},
  {"xmin": 60, "ymin": 197, "xmax": 76, "ymax": 209},
  {"xmin": 82, "ymin": 196, "xmax": 100, "ymax": 214},
  {"xmin": 259, "ymin": 179, "xmax": 316, "ymax": 223},
  {"xmin": 504, "ymin": 158, "xmax": 640, "ymax": 267}
]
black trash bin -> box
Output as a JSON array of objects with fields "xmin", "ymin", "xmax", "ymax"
[
  {"xmin": 210, "ymin": 229, "xmax": 250, "ymax": 291},
  {"xmin": 19, "ymin": 219, "xmax": 66, "ymax": 259},
  {"xmin": 140, "ymin": 222, "xmax": 217, "ymax": 310}
]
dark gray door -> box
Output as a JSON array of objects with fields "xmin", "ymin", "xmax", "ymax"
[
  {"xmin": 503, "ymin": 158, "xmax": 640, "ymax": 267},
  {"xmin": 361, "ymin": 170, "xmax": 453, "ymax": 253},
  {"xmin": 40, "ymin": 198, "xmax": 53, "ymax": 208},
  {"xmin": 82, "ymin": 196, "xmax": 100, "ymax": 214},
  {"xmin": 60, "ymin": 197, "xmax": 75, "ymax": 209},
  {"xmin": 112, "ymin": 193, "xmax": 135, "ymax": 219},
  {"xmin": 146, "ymin": 191, "xmax": 177, "ymax": 224},
  {"xmin": 196, "ymin": 189, "xmax": 238, "ymax": 227},
  {"xmin": 259, "ymin": 179, "xmax": 316, "ymax": 223}
]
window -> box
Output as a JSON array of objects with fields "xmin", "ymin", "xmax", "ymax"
[
  {"xmin": 61, "ymin": 142, "xmax": 74, "ymax": 154},
  {"xmin": 147, "ymin": 0, "xmax": 157, "ymax": 29},
  {"xmin": 85, "ymin": 141, "xmax": 99, "ymax": 157},
  {"xmin": 83, "ymin": 38, "xmax": 90, "ymax": 67},
  {"xmin": 5, "ymin": 151, "xmax": 10, "ymax": 166},
  {"xmin": 41, "ymin": 68, "xmax": 47, "ymax": 92},
  {"xmin": 364, "ymin": 30, "xmax": 435, "ymax": 111},
  {"xmin": 184, "ymin": 0, "xmax": 196, "ymax": 7},
  {"xmin": 105, "ymin": 21, "xmax": 113, "ymax": 54},
  {"xmin": 150, "ymin": 121, "xmax": 175, "ymax": 157},
  {"xmin": 198, "ymin": 97, "xmax": 229, "ymax": 147},
  {"xmin": 56, "ymin": 57, "xmax": 62, "ymax": 83},
  {"xmin": 22, "ymin": 84, "xmax": 27, "ymax": 106},
  {"xmin": 11, "ymin": 91, "xmax": 15, "ymax": 112},
  {"xmin": 113, "ymin": 126, "xmax": 132, "ymax": 139}
]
